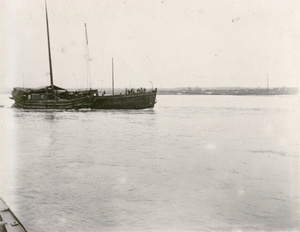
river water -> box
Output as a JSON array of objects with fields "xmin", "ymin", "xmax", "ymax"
[{"xmin": 0, "ymin": 94, "xmax": 299, "ymax": 232}]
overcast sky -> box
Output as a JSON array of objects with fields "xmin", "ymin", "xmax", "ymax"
[{"xmin": 1, "ymin": 0, "xmax": 300, "ymax": 89}]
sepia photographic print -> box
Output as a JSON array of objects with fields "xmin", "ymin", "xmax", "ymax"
[{"xmin": 0, "ymin": 0, "xmax": 299, "ymax": 231}]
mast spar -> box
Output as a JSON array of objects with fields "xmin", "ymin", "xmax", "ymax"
[
  {"xmin": 112, "ymin": 58, "xmax": 114, "ymax": 95},
  {"xmin": 45, "ymin": 1, "xmax": 54, "ymax": 90},
  {"xmin": 85, "ymin": 23, "xmax": 91, "ymax": 89}
]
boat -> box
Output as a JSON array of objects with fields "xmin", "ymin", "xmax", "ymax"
[
  {"xmin": 91, "ymin": 58, "xmax": 157, "ymax": 109},
  {"xmin": 91, "ymin": 88, "xmax": 157, "ymax": 109},
  {"xmin": 0, "ymin": 198, "xmax": 27, "ymax": 232},
  {"xmin": 10, "ymin": 2, "xmax": 96, "ymax": 110},
  {"xmin": 11, "ymin": 85, "xmax": 96, "ymax": 109},
  {"xmin": 11, "ymin": 3, "xmax": 157, "ymax": 110},
  {"xmin": 82, "ymin": 22, "xmax": 157, "ymax": 110}
]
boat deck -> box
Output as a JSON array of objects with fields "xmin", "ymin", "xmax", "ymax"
[{"xmin": 0, "ymin": 199, "xmax": 27, "ymax": 232}]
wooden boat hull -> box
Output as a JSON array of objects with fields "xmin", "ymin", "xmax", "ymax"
[
  {"xmin": 0, "ymin": 198, "xmax": 27, "ymax": 232},
  {"xmin": 12, "ymin": 99, "xmax": 91, "ymax": 109},
  {"xmin": 91, "ymin": 90, "xmax": 157, "ymax": 109},
  {"xmin": 11, "ymin": 87, "xmax": 157, "ymax": 110}
]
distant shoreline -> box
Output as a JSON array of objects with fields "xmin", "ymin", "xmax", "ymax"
[{"xmin": 157, "ymin": 87, "xmax": 298, "ymax": 96}]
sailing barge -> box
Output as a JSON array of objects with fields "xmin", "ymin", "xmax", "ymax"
[
  {"xmin": 12, "ymin": 85, "xmax": 96, "ymax": 109},
  {"xmin": 12, "ymin": 86, "xmax": 157, "ymax": 110},
  {"xmin": 11, "ymin": 3, "xmax": 157, "ymax": 110},
  {"xmin": 11, "ymin": 2, "xmax": 96, "ymax": 110},
  {"xmin": 92, "ymin": 89, "xmax": 157, "ymax": 109},
  {"xmin": 91, "ymin": 58, "xmax": 157, "ymax": 109}
]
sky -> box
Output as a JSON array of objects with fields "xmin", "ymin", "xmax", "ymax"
[{"xmin": 1, "ymin": 0, "xmax": 300, "ymax": 89}]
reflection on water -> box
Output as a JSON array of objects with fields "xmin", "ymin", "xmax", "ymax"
[{"xmin": 0, "ymin": 95, "xmax": 299, "ymax": 232}]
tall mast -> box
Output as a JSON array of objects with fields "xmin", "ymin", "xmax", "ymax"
[
  {"xmin": 112, "ymin": 58, "xmax": 114, "ymax": 95},
  {"xmin": 45, "ymin": 1, "xmax": 54, "ymax": 90},
  {"xmin": 85, "ymin": 23, "xmax": 91, "ymax": 89},
  {"xmin": 267, "ymin": 74, "xmax": 269, "ymax": 89}
]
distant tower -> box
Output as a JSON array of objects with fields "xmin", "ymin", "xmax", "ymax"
[{"xmin": 267, "ymin": 74, "xmax": 269, "ymax": 89}]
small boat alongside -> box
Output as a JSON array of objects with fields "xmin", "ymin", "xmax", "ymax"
[{"xmin": 0, "ymin": 198, "xmax": 27, "ymax": 232}]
